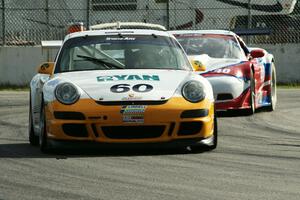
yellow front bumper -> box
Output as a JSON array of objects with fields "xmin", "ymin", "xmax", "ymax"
[{"xmin": 45, "ymin": 97, "xmax": 215, "ymax": 143}]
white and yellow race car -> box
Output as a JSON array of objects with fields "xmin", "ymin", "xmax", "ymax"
[{"xmin": 29, "ymin": 22, "xmax": 217, "ymax": 152}]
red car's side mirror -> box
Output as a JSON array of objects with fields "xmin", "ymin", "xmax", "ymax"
[{"xmin": 250, "ymin": 49, "xmax": 265, "ymax": 58}]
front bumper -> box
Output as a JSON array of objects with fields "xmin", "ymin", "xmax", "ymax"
[
  {"xmin": 206, "ymin": 76, "xmax": 251, "ymax": 111},
  {"xmin": 215, "ymin": 88, "xmax": 252, "ymax": 111},
  {"xmin": 45, "ymin": 97, "xmax": 215, "ymax": 144}
]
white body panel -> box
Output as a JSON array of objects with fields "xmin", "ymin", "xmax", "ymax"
[
  {"xmin": 207, "ymin": 76, "xmax": 249, "ymax": 102},
  {"xmin": 41, "ymin": 69, "xmax": 214, "ymax": 103}
]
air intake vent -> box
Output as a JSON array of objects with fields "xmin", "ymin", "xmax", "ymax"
[
  {"xmin": 102, "ymin": 125, "xmax": 165, "ymax": 139},
  {"xmin": 62, "ymin": 124, "xmax": 88, "ymax": 137},
  {"xmin": 178, "ymin": 122, "xmax": 202, "ymax": 136},
  {"xmin": 217, "ymin": 93, "xmax": 234, "ymax": 101},
  {"xmin": 54, "ymin": 112, "xmax": 85, "ymax": 120}
]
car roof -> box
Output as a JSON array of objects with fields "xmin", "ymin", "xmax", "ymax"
[
  {"xmin": 168, "ymin": 29, "xmax": 237, "ymax": 36},
  {"xmin": 64, "ymin": 29, "xmax": 173, "ymax": 41}
]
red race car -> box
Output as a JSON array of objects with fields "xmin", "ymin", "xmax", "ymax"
[{"xmin": 170, "ymin": 30, "xmax": 277, "ymax": 115}]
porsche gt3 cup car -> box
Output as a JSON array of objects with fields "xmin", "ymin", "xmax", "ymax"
[
  {"xmin": 170, "ymin": 30, "xmax": 277, "ymax": 114},
  {"xmin": 29, "ymin": 23, "xmax": 217, "ymax": 152}
]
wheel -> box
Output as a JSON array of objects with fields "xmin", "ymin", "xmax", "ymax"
[
  {"xmin": 39, "ymin": 104, "xmax": 51, "ymax": 153},
  {"xmin": 29, "ymin": 103, "xmax": 39, "ymax": 146},
  {"xmin": 266, "ymin": 62, "xmax": 277, "ymax": 111},
  {"xmin": 245, "ymin": 69, "xmax": 255, "ymax": 115}
]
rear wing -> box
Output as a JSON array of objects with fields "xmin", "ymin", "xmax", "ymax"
[{"xmin": 90, "ymin": 22, "xmax": 167, "ymax": 31}]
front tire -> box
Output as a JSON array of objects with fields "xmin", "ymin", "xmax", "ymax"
[
  {"xmin": 39, "ymin": 104, "xmax": 51, "ymax": 153},
  {"xmin": 246, "ymin": 69, "xmax": 255, "ymax": 115},
  {"xmin": 266, "ymin": 62, "xmax": 277, "ymax": 111},
  {"xmin": 29, "ymin": 104, "xmax": 39, "ymax": 146}
]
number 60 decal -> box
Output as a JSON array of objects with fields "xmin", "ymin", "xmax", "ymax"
[{"xmin": 110, "ymin": 84, "xmax": 153, "ymax": 93}]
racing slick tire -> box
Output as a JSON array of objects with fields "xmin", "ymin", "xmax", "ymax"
[
  {"xmin": 245, "ymin": 69, "xmax": 255, "ymax": 115},
  {"xmin": 39, "ymin": 103, "xmax": 51, "ymax": 153},
  {"xmin": 29, "ymin": 97, "xmax": 39, "ymax": 146},
  {"xmin": 266, "ymin": 62, "xmax": 277, "ymax": 111}
]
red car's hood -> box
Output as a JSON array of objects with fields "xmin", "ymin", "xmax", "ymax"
[{"xmin": 188, "ymin": 55, "xmax": 245, "ymax": 73}]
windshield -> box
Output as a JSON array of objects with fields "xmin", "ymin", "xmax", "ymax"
[
  {"xmin": 175, "ymin": 34, "xmax": 246, "ymax": 60},
  {"xmin": 56, "ymin": 34, "xmax": 191, "ymax": 73}
]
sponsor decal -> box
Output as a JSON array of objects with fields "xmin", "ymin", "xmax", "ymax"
[
  {"xmin": 106, "ymin": 37, "xmax": 136, "ymax": 41},
  {"xmin": 121, "ymin": 93, "xmax": 143, "ymax": 101},
  {"xmin": 97, "ymin": 75, "xmax": 160, "ymax": 82},
  {"xmin": 41, "ymin": 63, "xmax": 50, "ymax": 70},
  {"xmin": 120, "ymin": 105, "xmax": 146, "ymax": 123}
]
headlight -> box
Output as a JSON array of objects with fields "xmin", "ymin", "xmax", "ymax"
[
  {"xmin": 182, "ymin": 81, "xmax": 206, "ymax": 103},
  {"xmin": 55, "ymin": 82, "xmax": 80, "ymax": 105}
]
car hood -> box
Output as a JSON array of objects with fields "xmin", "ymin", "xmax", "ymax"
[
  {"xmin": 56, "ymin": 69, "xmax": 192, "ymax": 101},
  {"xmin": 189, "ymin": 54, "xmax": 245, "ymax": 73}
]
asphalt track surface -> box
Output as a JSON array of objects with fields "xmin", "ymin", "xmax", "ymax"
[{"xmin": 0, "ymin": 89, "xmax": 299, "ymax": 200}]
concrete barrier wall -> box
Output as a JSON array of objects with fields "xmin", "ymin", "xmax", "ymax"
[
  {"xmin": 0, "ymin": 44, "xmax": 299, "ymax": 86},
  {"xmin": 261, "ymin": 44, "xmax": 300, "ymax": 83},
  {"xmin": 0, "ymin": 47, "xmax": 58, "ymax": 86}
]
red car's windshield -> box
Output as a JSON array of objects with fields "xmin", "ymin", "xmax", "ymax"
[{"xmin": 175, "ymin": 34, "xmax": 246, "ymax": 60}]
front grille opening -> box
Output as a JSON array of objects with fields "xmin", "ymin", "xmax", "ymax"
[
  {"xmin": 168, "ymin": 122, "xmax": 175, "ymax": 136},
  {"xmin": 62, "ymin": 124, "xmax": 88, "ymax": 137},
  {"xmin": 180, "ymin": 109, "xmax": 209, "ymax": 118},
  {"xmin": 91, "ymin": 124, "xmax": 99, "ymax": 137},
  {"xmin": 217, "ymin": 93, "xmax": 234, "ymax": 101},
  {"xmin": 102, "ymin": 125, "xmax": 165, "ymax": 139},
  {"xmin": 54, "ymin": 111, "xmax": 85, "ymax": 120},
  {"xmin": 178, "ymin": 122, "xmax": 202, "ymax": 136}
]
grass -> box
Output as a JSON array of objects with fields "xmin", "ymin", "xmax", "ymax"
[
  {"xmin": 277, "ymin": 82, "xmax": 300, "ymax": 88},
  {"xmin": 0, "ymin": 85, "xmax": 29, "ymax": 91}
]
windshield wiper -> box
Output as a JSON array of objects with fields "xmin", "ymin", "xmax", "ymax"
[{"xmin": 77, "ymin": 55, "xmax": 124, "ymax": 69}]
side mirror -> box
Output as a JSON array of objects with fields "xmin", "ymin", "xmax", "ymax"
[
  {"xmin": 191, "ymin": 59, "xmax": 206, "ymax": 72},
  {"xmin": 250, "ymin": 49, "xmax": 265, "ymax": 58},
  {"xmin": 37, "ymin": 62, "xmax": 55, "ymax": 75}
]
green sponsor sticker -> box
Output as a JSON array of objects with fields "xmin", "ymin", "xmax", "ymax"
[{"xmin": 97, "ymin": 75, "xmax": 160, "ymax": 82}]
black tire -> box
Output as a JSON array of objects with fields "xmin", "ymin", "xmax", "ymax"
[
  {"xmin": 39, "ymin": 103, "xmax": 51, "ymax": 153},
  {"xmin": 245, "ymin": 69, "xmax": 255, "ymax": 115},
  {"xmin": 29, "ymin": 97, "xmax": 39, "ymax": 146},
  {"xmin": 266, "ymin": 62, "xmax": 277, "ymax": 111}
]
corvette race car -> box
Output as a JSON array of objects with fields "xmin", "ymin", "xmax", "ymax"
[
  {"xmin": 170, "ymin": 30, "xmax": 277, "ymax": 114},
  {"xmin": 29, "ymin": 22, "xmax": 217, "ymax": 152}
]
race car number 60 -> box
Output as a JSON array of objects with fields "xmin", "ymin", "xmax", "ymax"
[{"xmin": 110, "ymin": 84, "xmax": 153, "ymax": 93}]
